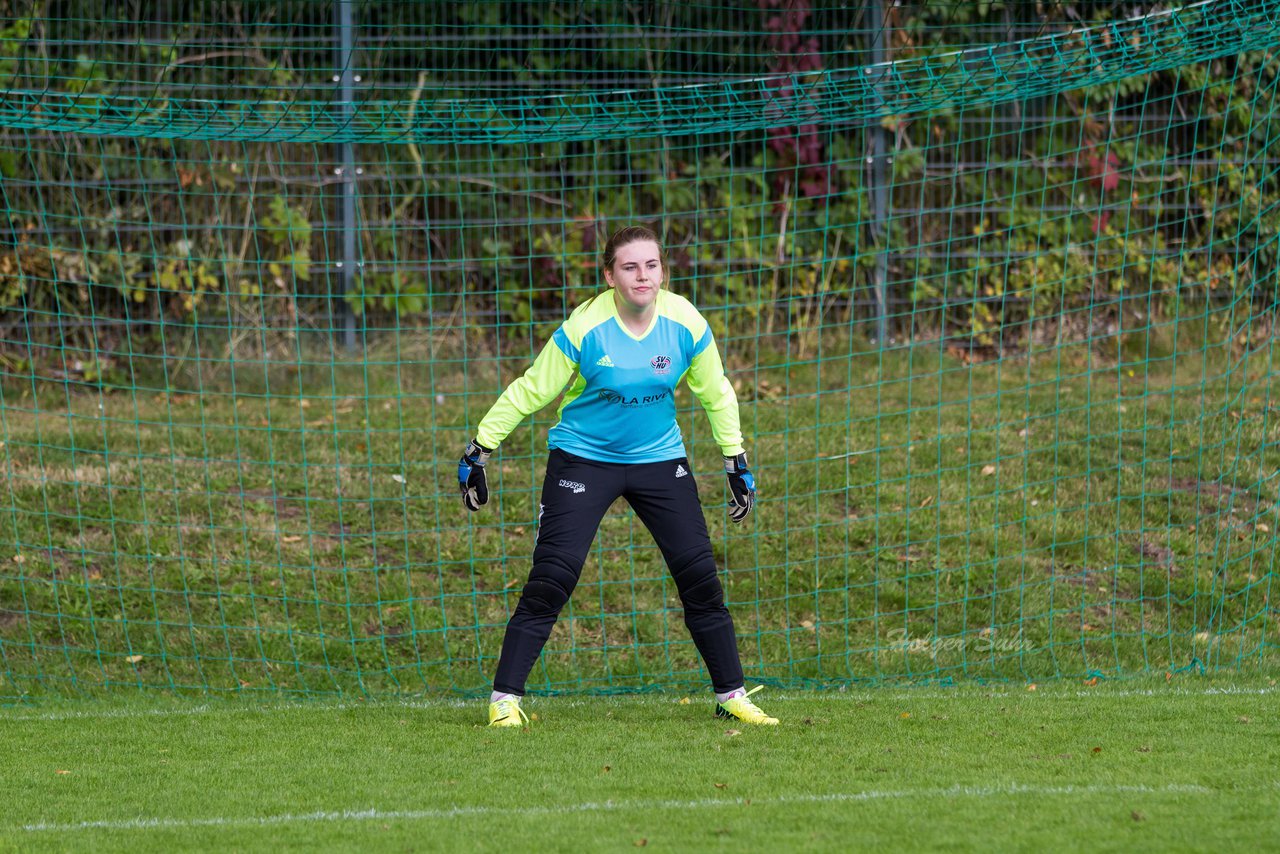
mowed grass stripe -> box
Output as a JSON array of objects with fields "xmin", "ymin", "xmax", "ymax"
[
  {"xmin": 3, "ymin": 682, "xmax": 1278, "ymax": 850},
  {"xmin": 18, "ymin": 782, "xmax": 1222, "ymax": 834}
]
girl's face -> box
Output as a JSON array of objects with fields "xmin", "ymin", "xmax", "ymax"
[{"xmin": 604, "ymin": 240, "xmax": 664, "ymax": 312}]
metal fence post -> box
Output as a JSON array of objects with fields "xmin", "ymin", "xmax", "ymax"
[
  {"xmin": 336, "ymin": 0, "xmax": 358, "ymax": 350},
  {"xmin": 868, "ymin": 0, "xmax": 891, "ymax": 346}
]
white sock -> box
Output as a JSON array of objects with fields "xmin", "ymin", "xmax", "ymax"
[
  {"xmin": 490, "ymin": 691, "xmax": 521, "ymax": 704},
  {"xmin": 715, "ymin": 688, "xmax": 745, "ymax": 704}
]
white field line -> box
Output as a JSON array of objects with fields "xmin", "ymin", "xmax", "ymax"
[
  {"xmin": 4, "ymin": 698, "xmax": 462, "ymax": 723},
  {"xmin": 19, "ymin": 783, "xmax": 1220, "ymax": 834},
  {"xmin": 5, "ymin": 683, "xmax": 1277, "ymax": 723}
]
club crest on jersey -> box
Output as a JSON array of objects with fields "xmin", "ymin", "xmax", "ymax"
[{"xmin": 650, "ymin": 355, "xmax": 671, "ymax": 374}]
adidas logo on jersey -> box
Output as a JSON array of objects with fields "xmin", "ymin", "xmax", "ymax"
[
  {"xmin": 596, "ymin": 355, "xmax": 615, "ymax": 367},
  {"xmin": 675, "ymin": 464, "xmax": 688, "ymax": 478}
]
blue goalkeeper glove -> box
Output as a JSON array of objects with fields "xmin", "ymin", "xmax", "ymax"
[
  {"xmin": 458, "ymin": 439, "xmax": 493, "ymax": 512},
  {"xmin": 724, "ymin": 452, "xmax": 755, "ymax": 523}
]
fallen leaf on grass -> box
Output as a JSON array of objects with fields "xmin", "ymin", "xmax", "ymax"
[
  {"xmin": 1026, "ymin": 684, "xmax": 1037, "ymax": 692},
  {"xmin": 714, "ymin": 782, "xmax": 728, "ymax": 789},
  {"xmin": 1238, "ymin": 716, "xmax": 1251, "ymax": 724},
  {"xmin": 281, "ymin": 536, "xmax": 302, "ymax": 543},
  {"xmin": 1083, "ymin": 677, "xmax": 1099, "ymax": 686},
  {"xmin": 899, "ymin": 712, "xmax": 911, "ymax": 719},
  {"xmin": 55, "ymin": 770, "xmax": 70, "ymax": 775},
  {"xmin": 634, "ymin": 840, "xmax": 648, "ymax": 847},
  {"xmin": 678, "ymin": 697, "xmax": 690, "ymax": 705},
  {"xmin": 1131, "ymin": 811, "xmax": 1146, "ymax": 822},
  {"xmin": 125, "ymin": 655, "xmax": 143, "ymax": 664},
  {"xmin": 724, "ymin": 729, "xmax": 741, "ymax": 737},
  {"xmin": 1092, "ymin": 746, "xmax": 1103, "ymax": 754}
]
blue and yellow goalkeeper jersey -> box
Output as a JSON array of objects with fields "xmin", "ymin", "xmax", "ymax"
[{"xmin": 475, "ymin": 289, "xmax": 743, "ymax": 464}]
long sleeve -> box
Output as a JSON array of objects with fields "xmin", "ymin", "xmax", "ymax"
[
  {"xmin": 475, "ymin": 334, "xmax": 578, "ymax": 450},
  {"xmin": 684, "ymin": 333, "xmax": 745, "ymax": 457}
]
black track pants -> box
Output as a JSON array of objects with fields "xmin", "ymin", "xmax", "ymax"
[{"xmin": 493, "ymin": 449, "xmax": 744, "ymax": 695}]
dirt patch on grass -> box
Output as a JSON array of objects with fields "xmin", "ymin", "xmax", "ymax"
[
  {"xmin": 239, "ymin": 490, "xmax": 309, "ymax": 520},
  {"xmin": 23, "ymin": 546, "xmax": 111, "ymax": 581},
  {"xmin": 1137, "ymin": 539, "xmax": 1176, "ymax": 571},
  {"xmin": 362, "ymin": 621, "xmax": 409, "ymax": 642},
  {"xmin": 1169, "ymin": 476, "xmax": 1267, "ymax": 511}
]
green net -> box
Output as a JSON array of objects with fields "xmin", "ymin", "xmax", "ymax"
[{"xmin": 1, "ymin": 1, "xmax": 1279, "ymax": 701}]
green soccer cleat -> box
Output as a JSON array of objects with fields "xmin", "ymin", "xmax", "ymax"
[
  {"xmin": 714, "ymin": 685, "xmax": 779, "ymax": 725},
  {"xmin": 488, "ymin": 697, "xmax": 529, "ymax": 728}
]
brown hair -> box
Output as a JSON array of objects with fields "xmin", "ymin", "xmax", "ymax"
[{"xmin": 601, "ymin": 225, "xmax": 667, "ymax": 275}]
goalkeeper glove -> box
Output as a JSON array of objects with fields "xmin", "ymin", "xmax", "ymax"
[
  {"xmin": 724, "ymin": 452, "xmax": 756, "ymax": 523},
  {"xmin": 458, "ymin": 439, "xmax": 493, "ymax": 511}
]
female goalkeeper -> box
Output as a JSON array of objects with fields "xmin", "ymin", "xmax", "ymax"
[{"xmin": 457, "ymin": 225, "xmax": 776, "ymax": 728}]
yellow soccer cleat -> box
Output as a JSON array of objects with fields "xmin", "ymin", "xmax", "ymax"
[
  {"xmin": 714, "ymin": 685, "xmax": 779, "ymax": 725},
  {"xmin": 487, "ymin": 697, "xmax": 529, "ymax": 728}
]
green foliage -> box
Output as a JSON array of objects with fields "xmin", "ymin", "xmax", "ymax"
[
  {"xmin": 0, "ymin": 243, "xmax": 88, "ymax": 315},
  {"xmin": 0, "ymin": 9, "xmax": 34, "ymax": 82},
  {"xmin": 0, "ymin": 11, "xmax": 1273, "ymax": 347},
  {"xmin": 0, "ymin": 248, "xmax": 31, "ymax": 309},
  {"xmin": 259, "ymin": 195, "xmax": 313, "ymax": 283},
  {"xmin": 88, "ymin": 248, "xmax": 145, "ymax": 305},
  {"xmin": 152, "ymin": 254, "xmax": 220, "ymax": 316},
  {"xmin": 348, "ymin": 270, "xmax": 427, "ymax": 316}
]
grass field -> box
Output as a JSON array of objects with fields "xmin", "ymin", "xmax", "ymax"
[
  {"xmin": 3, "ymin": 678, "xmax": 1278, "ymax": 851},
  {"xmin": 3, "ymin": 312, "xmax": 1279, "ymax": 699}
]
